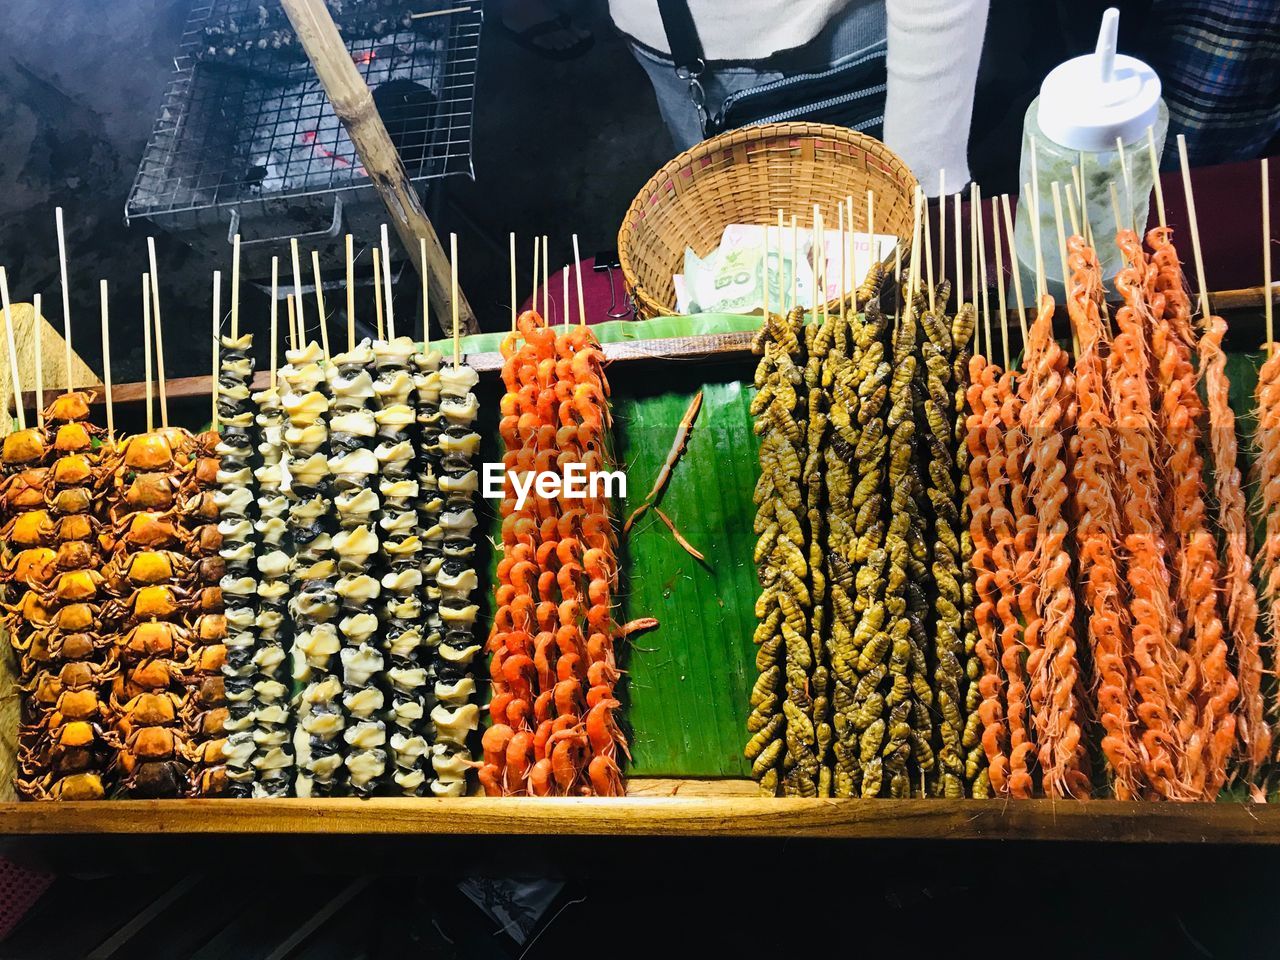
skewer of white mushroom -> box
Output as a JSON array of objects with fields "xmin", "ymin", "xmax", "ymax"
[
  {"xmin": 429, "ymin": 235, "xmax": 482, "ymax": 795},
  {"xmin": 281, "ymin": 280, "xmax": 345, "ymax": 797},
  {"xmin": 329, "ymin": 325, "xmax": 385, "ymax": 798},
  {"xmin": 248, "ymin": 260, "xmax": 295, "ymax": 796},
  {"xmin": 212, "ymin": 246, "xmax": 263, "ymax": 797},
  {"xmin": 408, "ymin": 284, "xmax": 447, "ymax": 795},
  {"xmin": 372, "ymin": 329, "xmax": 423, "ymax": 795}
]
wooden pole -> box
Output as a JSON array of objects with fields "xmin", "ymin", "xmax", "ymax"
[{"xmin": 279, "ymin": 0, "xmax": 476, "ymax": 334}]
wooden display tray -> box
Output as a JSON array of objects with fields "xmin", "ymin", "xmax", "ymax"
[
  {"xmin": 4, "ymin": 286, "xmax": 1278, "ymax": 845},
  {"xmin": 0, "ymin": 785, "xmax": 1277, "ymax": 843}
]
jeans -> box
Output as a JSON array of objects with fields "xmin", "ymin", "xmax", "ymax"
[{"xmin": 627, "ymin": 0, "xmax": 888, "ymax": 152}]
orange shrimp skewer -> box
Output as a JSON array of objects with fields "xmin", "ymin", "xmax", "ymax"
[
  {"xmin": 992, "ymin": 365, "xmax": 1037, "ymax": 799},
  {"xmin": 1255, "ymin": 349, "xmax": 1280, "ymax": 733},
  {"xmin": 1147, "ymin": 226, "xmax": 1237, "ymax": 798},
  {"xmin": 1065, "ymin": 235, "xmax": 1139, "ymax": 799},
  {"xmin": 966, "ymin": 354, "xmax": 1010, "ymax": 794},
  {"xmin": 1198, "ymin": 311, "xmax": 1269, "ymax": 774},
  {"xmin": 1110, "ymin": 228, "xmax": 1186, "ymax": 799},
  {"xmin": 1020, "ymin": 293, "xmax": 1089, "ymax": 799}
]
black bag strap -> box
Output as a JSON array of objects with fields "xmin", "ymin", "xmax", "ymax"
[
  {"xmin": 655, "ymin": 0, "xmax": 709, "ymax": 132},
  {"xmin": 655, "ymin": 0, "xmax": 704, "ymax": 75}
]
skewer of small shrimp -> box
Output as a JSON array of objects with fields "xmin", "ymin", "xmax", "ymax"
[
  {"xmin": 1148, "ymin": 226, "xmax": 1236, "ymax": 798},
  {"xmin": 1198, "ymin": 311, "xmax": 1268, "ymax": 775},
  {"xmin": 1021, "ymin": 293, "xmax": 1089, "ymax": 799},
  {"xmin": 967, "ymin": 351, "xmax": 1009, "ymax": 795},
  {"xmin": 986, "ymin": 361, "xmax": 1036, "ymax": 799},
  {"xmin": 1254, "ymin": 345, "xmax": 1280, "ymax": 737},
  {"xmin": 1065, "ymin": 235, "xmax": 1138, "ymax": 799},
  {"xmin": 1110, "ymin": 228, "xmax": 1186, "ymax": 799}
]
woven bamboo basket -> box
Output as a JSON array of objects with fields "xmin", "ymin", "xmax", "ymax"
[{"xmin": 618, "ymin": 123, "xmax": 918, "ymax": 320}]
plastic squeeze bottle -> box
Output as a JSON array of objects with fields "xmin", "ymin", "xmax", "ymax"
[{"xmin": 1012, "ymin": 7, "xmax": 1168, "ymax": 294}]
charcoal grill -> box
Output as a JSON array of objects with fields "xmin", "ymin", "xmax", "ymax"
[{"xmin": 126, "ymin": 0, "xmax": 482, "ymax": 283}]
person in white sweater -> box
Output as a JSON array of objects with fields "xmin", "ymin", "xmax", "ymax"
[{"xmin": 610, "ymin": 0, "xmax": 989, "ymax": 196}]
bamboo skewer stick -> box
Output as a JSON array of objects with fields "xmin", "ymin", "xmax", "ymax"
[
  {"xmin": 54, "ymin": 207, "xmax": 73, "ymax": 394},
  {"xmin": 993, "ymin": 203, "xmax": 1010, "ymax": 370},
  {"xmin": 212, "ymin": 270, "xmax": 221, "ymax": 432},
  {"xmin": 146, "ymin": 237, "xmax": 170, "ymax": 428},
  {"xmin": 143, "ymin": 274, "xmax": 154, "ymax": 433},
  {"xmin": 939, "ymin": 171, "xmax": 947, "ymax": 297},
  {"xmin": 287, "ymin": 295, "xmax": 299, "ymax": 352},
  {"xmin": 967, "ymin": 183, "xmax": 977, "ymax": 308},
  {"xmin": 1026, "ymin": 181, "xmax": 1045, "ymax": 303},
  {"xmin": 1176, "ymin": 135, "xmax": 1213, "ymax": 323},
  {"xmin": 866, "ymin": 190, "xmax": 875, "ymax": 291},
  {"xmin": 542, "ymin": 236, "xmax": 549, "ymax": 322},
  {"xmin": 291, "ymin": 237, "xmax": 307, "ymax": 332},
  {"xmin": 312, "ymin": 250, "xmax": 331, "ymax": 360},
  {"xmin": 419, "ymin": 237, "xmax": 429, "ymax": 343},
  {"xmin": 381, "ymin": 223, "xmax": 396, "ymax": 340},
  {"xmin": 791, "ymin": 216, "xmax": 798, "ymax": 313},
  {"xmin": 270, "ymin": 257, "xmax": 280, "ymax": 390},
  {"xmin": 1109, "ymin": 182, "xmax": 1124, "ymax": 236},
  {"xmin": 509, "ymin": 232, "xmax": 517, "ymax": 332},
  {"xmin": 231, "ymin": 233, "xmax": 242, "ymax": 339},
  {"xmin": 1148, "ymin": 126, "xmax": 1167, "ymax": 228},
  {"xmin": 976, "ymin": 192, "xmax": 991, "ymax": 360},
  {"xmin": 1000, "ymin": 195, "xmax": 1029, "ymax": 347},
  {"xmin": 450, "ymin": 233, "xmax": 461, "ymax": 368},
  {"xmin": 1078, "ymin": 155, "xmax": 1093, "ymax": 248},
  {"xmin": 923, "ymin": 192, "xmax": 935, "ymax": 313},
  {"xmin": 908, "ymin": 187, "xmax": 923, "ymax": 305},
  {"xmin": 32, "ymin": 294, "xmax": 44, "ymax": 429},
  {"xmin": 954, "ymin": 188, "xmax": 964, "ymax": 307},
  {"xmin": 1115, "ymin": 136, "xmax": 1134, "ymax": 231},
  {"xmin": 372, "ymin": 247, "xmax": 384, "ymax": 341},
  {"xmin": 1066, "ymin": 187, "xmax": 1081, "ymax": 239},
  {"xmin": 838, "ymin": 201, "xmax": 846, "ymax": 320},
  {"xmin": 1030, "ymin": 152, "xmax": 1047, "ymax": 299},
  {"xmin": 532, "ymin": 236, "xmax": 539, "ymax": 317},
  {"xmin": 776, "ymin": 209, "xmax": 785, "ymax": 312},
  {"xmin": 152, "ymin": 273, "xmax": 170, "ymax": 430},
  {"xmin": 563, "ymin": 264, "xmax": 572, "ymax": 328},
  {"xmin": 98, "ymin": 279, "xmax": 112, "ymax": 439},
  {"xmin": 0, "ymin": 269, "xmax": 24, "ymax": 430},
  {"xmin": 1051, "ymin": 182, "xmax": 1079, "ymax": 354},
  {"xmin": 346, "ymin": 234, "xmax": 356, "ymax": 351},
  {"xmin": 279, "ymin": 0, "xmax": 476, "ymax": 333},
  {"xmin": 572, "ymin": 234, "xmax": 586, "ymax": 326},
  {"xmin": 1265, "ymin": 158, "xmax": 1273, "ymax": 355}
]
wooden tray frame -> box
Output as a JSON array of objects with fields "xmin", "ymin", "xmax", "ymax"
[{"xmin": 1, "ymin": 285, "xmax": 1277, "ymax": 842}]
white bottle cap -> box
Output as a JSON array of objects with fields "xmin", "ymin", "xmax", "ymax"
[{"xmin": 1037, "ymin": 8, "xmax": 1162, "ymax": 151}]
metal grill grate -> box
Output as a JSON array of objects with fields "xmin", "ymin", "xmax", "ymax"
[{"xmin": 126, "ymin": 0, "xmax": 481, "ymax": 222}]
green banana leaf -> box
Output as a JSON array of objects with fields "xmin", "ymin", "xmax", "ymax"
[{"xmin": 612, "ymin": 375, "xmax": 760, "ymax": 777}]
